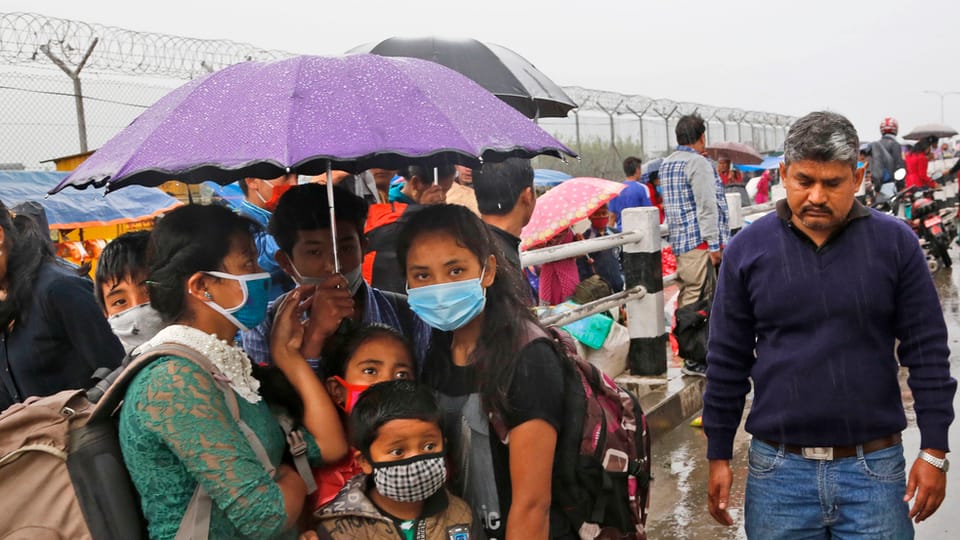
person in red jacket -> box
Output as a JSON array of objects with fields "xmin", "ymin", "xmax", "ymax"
[{"xmin": 905, "ymin": 136, "xmax": 938, "ymax": 189}]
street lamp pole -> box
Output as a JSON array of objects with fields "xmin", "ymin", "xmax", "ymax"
[{"xmin": 923, "ymin": 90, "xmax": 960, "ymax": 123}]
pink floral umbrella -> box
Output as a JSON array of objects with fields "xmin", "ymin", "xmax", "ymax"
[{"xmin": 520, "ymin": 177, "xmax": 626, "ymax": 250}]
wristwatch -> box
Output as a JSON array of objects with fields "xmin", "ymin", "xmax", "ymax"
[{"xmin": 918, "ymin": 450, "xmax": 950, "ymax": 472}]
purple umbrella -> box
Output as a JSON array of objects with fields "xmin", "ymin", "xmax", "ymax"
[{"xmin": 50, "ymin": 54, "xmax": 575, "ymax": 195}]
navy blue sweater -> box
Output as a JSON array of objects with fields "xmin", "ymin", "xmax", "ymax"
[{"xmin": 703, "ymin": 200, "xmax": 956, "ymax": 460}]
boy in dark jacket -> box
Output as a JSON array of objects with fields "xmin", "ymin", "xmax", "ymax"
[{"xmin": 312, "ymin": 380, "xmax": 474, "ymax": 540}]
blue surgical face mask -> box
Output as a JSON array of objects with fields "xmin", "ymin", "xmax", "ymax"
[
  {"xmin": 406, "ymin": 267, "xmax": 487, "ymax": 332},
  {"xmin": 203, "ymin": 271, "xmax": 272, "ymax": 331}
]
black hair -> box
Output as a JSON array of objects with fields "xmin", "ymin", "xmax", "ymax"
[
  {"xmin": 912, "ymin": 136, "xmax": 938, "ymax": 155},
  {"xmin": 675, "ymin": 114, "xmax": 707, "ymax": 146},
  {"xmin": 396, "ymin": 204, "xmax": 544, "ymax": 417},
  {"xmin": 324, "ymin": 322, "xmax": 414, "ymax": 379},
  {"xmin": 622, "ymin": 156, "xmax": 642, "ymax": 177},
  {"xmin": 94, "ymin": 230, "xmax": 152, "ymax": 311},
  {"xmin": 238, "ymin": 179, "xmax": 250, "ymax": 196},
  {"xmin": 268, "ymin": 184, "xmax": 369, "ymax": 255},
  {"xmin": 472, "ymin": 157, "xmax": 534, "ymax": 215},
  {"xmin": 146, "ymin": 204, "xmax": 259, "ymax": 321},
  {"xmin": 399, "ymin": 164, "xmax": 457, "ymax": 186},
  {"xmin": 0, "ymin": 200, "xmax": 57, "ymax": 328},
  {"xmin": 349, "ymin": 380, "xmax": 441, "ymax": 456}
]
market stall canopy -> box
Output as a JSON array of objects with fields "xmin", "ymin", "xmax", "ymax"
[
  {"xmin": 734, "ymin": 154, "xmax": 783, "ymax": 172},
  {"xmin": 348, "ymin": 37, "xmax": 577, "ymax": 119},
  {"xmin": 534, "ymin": 169, "xmax": 573, "ymax": 187},
  {"xmin": 1, "ymin": 171, "xmax": 181, "ymax": 229}
]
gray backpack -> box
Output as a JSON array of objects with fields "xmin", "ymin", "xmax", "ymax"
[{"xmin": 0, "ymin": 343, "xmax": 314, "ymax": 540}]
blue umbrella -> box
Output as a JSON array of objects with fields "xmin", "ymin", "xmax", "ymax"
[
  {"xmin": 0, "ymin": 171, "xmax": 181, "ymax": 229},
  {"xmin": 534, "ymin": 169, "xmax": 573, "ymax": 187}
]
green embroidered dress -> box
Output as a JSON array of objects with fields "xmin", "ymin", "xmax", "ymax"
[{"xmin": 119, "ymin": 356, "xmax": 320, "ymax": 540}]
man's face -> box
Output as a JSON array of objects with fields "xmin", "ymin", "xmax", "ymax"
[
  {"xmin": 781, "ymin": 160, "xmax": 863, "ymax": 237},
  {"xmin": 369, "ymin": 169, "xmax": 396, "ymax": 190},
  {"xmin": 717, "ymin": 158, "xmax": 731, "ymax": 174},
  {"xmin": 286, "ymin": 222, "xmax": 364, "ymax": 279},
  {"xmin": 249, "ymin": 174, "xmax": 298, "ymax": 209},
  {"xmin": 101, "ymin": 273, "xmax": 150, "ymax": 317},
  {"xmin": 455, "ymin": 165, "xmax": 473, "ymax": 186}
]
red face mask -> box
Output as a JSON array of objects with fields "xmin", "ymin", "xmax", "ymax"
[
  {"xmin": 590, "ymin": 216, "xmax": 609, "ymax": 230},
  {"xmin": 264, "ymin": 183, "xmax": 294, "ymax": 212},
  {"xmin": 333, "ymin": 376, "xmax": 370, "ymax": 414}
]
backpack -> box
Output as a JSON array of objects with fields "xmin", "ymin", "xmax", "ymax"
[
  {"xmin": 673, "ymin": 297, "xmax": 711, "ymax": 364},
  {"xmin": 0, "ymin": 343, "xmax": 314, "ymax": 540},
  {"xmin": 362, "ymin": 201, "xmax": 409, "ymax": 294},
  {"xmin": 492, "ymin": 324, "xmax": 652, "ymax": 540}
]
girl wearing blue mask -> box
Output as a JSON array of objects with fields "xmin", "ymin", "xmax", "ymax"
[
  {"xmin": 397, "ymin": 204, "xmax": 571, "ymax": 540},
  {"xmin": 118, "ymin": 204, "xmax": 347, "ymax": 540}
]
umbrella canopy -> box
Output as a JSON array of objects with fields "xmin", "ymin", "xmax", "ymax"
[
  {"xmin": 349, "ymin": 37, "xmax": 577, "ymax": 119},
  {"xmin": 641, "ymin": 158, "xmax": 663, "ymax": 182},
  {"xmin": 903, "ymin": 123, "xmax": 958, "ymax": 141},
  {"xmin": 705, "ymin": 141, "xmax": 763, "ymax": 165},
  {"xmin": 51, "ymin": 54, "xmax": 575, "ymax": 195},
  {"xmin": 520, "ymin": 177, "xmax": 625, "ymax": 250},
  {"xmin": 1, "ymin": 171, "xmax": 181, "ymax": 229},
  {"xmin": 534, "ymin": 169, "xmax": 573, "ymax": 187}
]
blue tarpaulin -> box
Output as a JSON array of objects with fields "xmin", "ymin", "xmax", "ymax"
[
  {"xmin": 0, "ymin": 171, "xmax": 182, "ymax": 229},
  {"xmin": 735, "ymin": 155, "xmax": 783, "ymax": 172},
  {"xmin": 534, "ymin": 169, "xmax": 573, "ymax": 187}
]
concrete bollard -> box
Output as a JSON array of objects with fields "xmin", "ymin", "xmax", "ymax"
[
  {"xmin": 621, "ymin": 207, "xmax": 666, "ymax": 376},
  {"xmin": 726, "ymin": 192, "xmax": 743, "ymax": 235}
]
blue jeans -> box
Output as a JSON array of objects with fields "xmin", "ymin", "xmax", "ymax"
[{"xmin": 744, "ymin": 439, "xmax": 913, "ymax": 539}]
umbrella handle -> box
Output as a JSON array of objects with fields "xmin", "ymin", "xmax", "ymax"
[{"xmin": 326, "ymin": 162, "xmax": 340, "ymax": 274}]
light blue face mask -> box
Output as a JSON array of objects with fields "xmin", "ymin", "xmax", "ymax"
[
  {"xmin": 406, "ymin": 268, "xmax": 487, "ymax": 332},
  {"xmin": 204, "ymin": 271, "xmax": 272, "ymax": 331}
]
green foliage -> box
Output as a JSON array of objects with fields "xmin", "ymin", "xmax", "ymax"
[{"xmin": 532, "ymin": 137, "xmax": 669, "ymax": 180}]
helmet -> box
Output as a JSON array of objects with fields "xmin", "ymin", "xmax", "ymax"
[{"xmin": 880, "ymin": 117, "xmax": 899, "ymax": 135}]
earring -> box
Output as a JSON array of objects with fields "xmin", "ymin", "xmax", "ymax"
[{"xmin": 203, "ymin": 291, "xmax": 213, "ymax": 300}]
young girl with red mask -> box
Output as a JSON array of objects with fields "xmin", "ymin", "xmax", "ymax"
[{"xmin": 308, "ymin": 323, "xmax": 417, "ymax": 510}]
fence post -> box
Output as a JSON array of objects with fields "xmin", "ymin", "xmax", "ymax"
[
  {"xmin": 621, "ymin": 206, "xmax": 666, "ymax": 376},
  {"xmin": 726, "ymin": 193, "xmax": 744, "ymax": 235}
]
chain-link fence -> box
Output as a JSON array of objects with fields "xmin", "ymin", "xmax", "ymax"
[{"xmin": 1, "ymin": 12, "xmax": 795, "ymax": 176}]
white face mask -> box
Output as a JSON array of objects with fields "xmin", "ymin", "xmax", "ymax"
[
  {"xmin": 290, "ymin": 263, "xmax": 365, "ymax": 296},
  {"xmin": 108, "ymin": 303, "xmax": 166, "ymax": 355}
]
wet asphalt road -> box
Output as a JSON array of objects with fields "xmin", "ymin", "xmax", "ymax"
[{"xmin": 645, "ymin": 247, "xmax": 960, "ymax": 539}]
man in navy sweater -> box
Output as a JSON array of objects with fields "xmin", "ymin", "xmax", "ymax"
[{"xmin": 703, "ymin": 111, "xmax": 956, "ymax": 537}]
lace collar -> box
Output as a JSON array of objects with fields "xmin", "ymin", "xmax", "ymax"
[{"xmin": 143, "ymin": 324, "xmax": 261, "ymax": 404}]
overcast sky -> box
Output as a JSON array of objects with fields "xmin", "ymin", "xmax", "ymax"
[{"xmin": 5, "ymin": 0, "xmax": 960, "ymax": 141}]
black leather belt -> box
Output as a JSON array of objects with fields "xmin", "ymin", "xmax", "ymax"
[{"xmin": 762, "ymin": 433, "xmax": 902, "ymax": 460}]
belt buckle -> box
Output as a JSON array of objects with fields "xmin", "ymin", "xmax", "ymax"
[{"xmin": 801, "ymin": 446, "xmax": 834, "ymax": 460}]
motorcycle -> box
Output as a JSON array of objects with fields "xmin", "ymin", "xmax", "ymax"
[{"xmin": 871, "ymin": 182, "xmax": 957, "ymax": 272}]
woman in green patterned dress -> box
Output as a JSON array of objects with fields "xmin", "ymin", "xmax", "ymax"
[{"xmin": 118, "ymin": 204, "xmax": 348, "ymax": 539}]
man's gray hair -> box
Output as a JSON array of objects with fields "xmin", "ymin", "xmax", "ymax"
[{"xmin": 784, "ymin": 111, "xmax": 859, "ymax": 169}]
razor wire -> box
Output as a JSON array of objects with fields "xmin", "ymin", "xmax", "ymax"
[
  {"xmin": 0, "ymin": 12, "xmax": 295, "ymax": 79},
  {"xmin": 0, "ymin": 11, "xmax": 797, "ymax": 172}
]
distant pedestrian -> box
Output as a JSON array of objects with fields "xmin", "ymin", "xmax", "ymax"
[
  {"xmin": 870, "ymin": 117, "xmax": 907, "ymax": 197},
  {"xmin": 608, "ymin": 156, "xmax": 653, "ymax": 230},
  {"xmin": 704, "ymin": 111, "xmax": 956, "ymax": 537},
  {"xmin": 0, "ymin": 201, "xmax": 124, "ymax": 411},
  {"xmin": 472, "ymin": 158, "xmax": 538, "ymax": 304},
  {"xmin": 237, "ymin": 173, "xmax": 299, "ymax": 300},
  {"xmin": 660, "ymin": 113, "xmax": 729, "ymax": 375}
]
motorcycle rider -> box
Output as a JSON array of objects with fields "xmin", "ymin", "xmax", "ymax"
[{"xmin": 869, "ymin": 117, "xmax": 907, "ymax": 198}]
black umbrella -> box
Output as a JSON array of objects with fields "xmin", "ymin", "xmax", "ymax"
[{"xmin": 348, "ymin": 37, "xmax": 577, "ymax": 119}]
